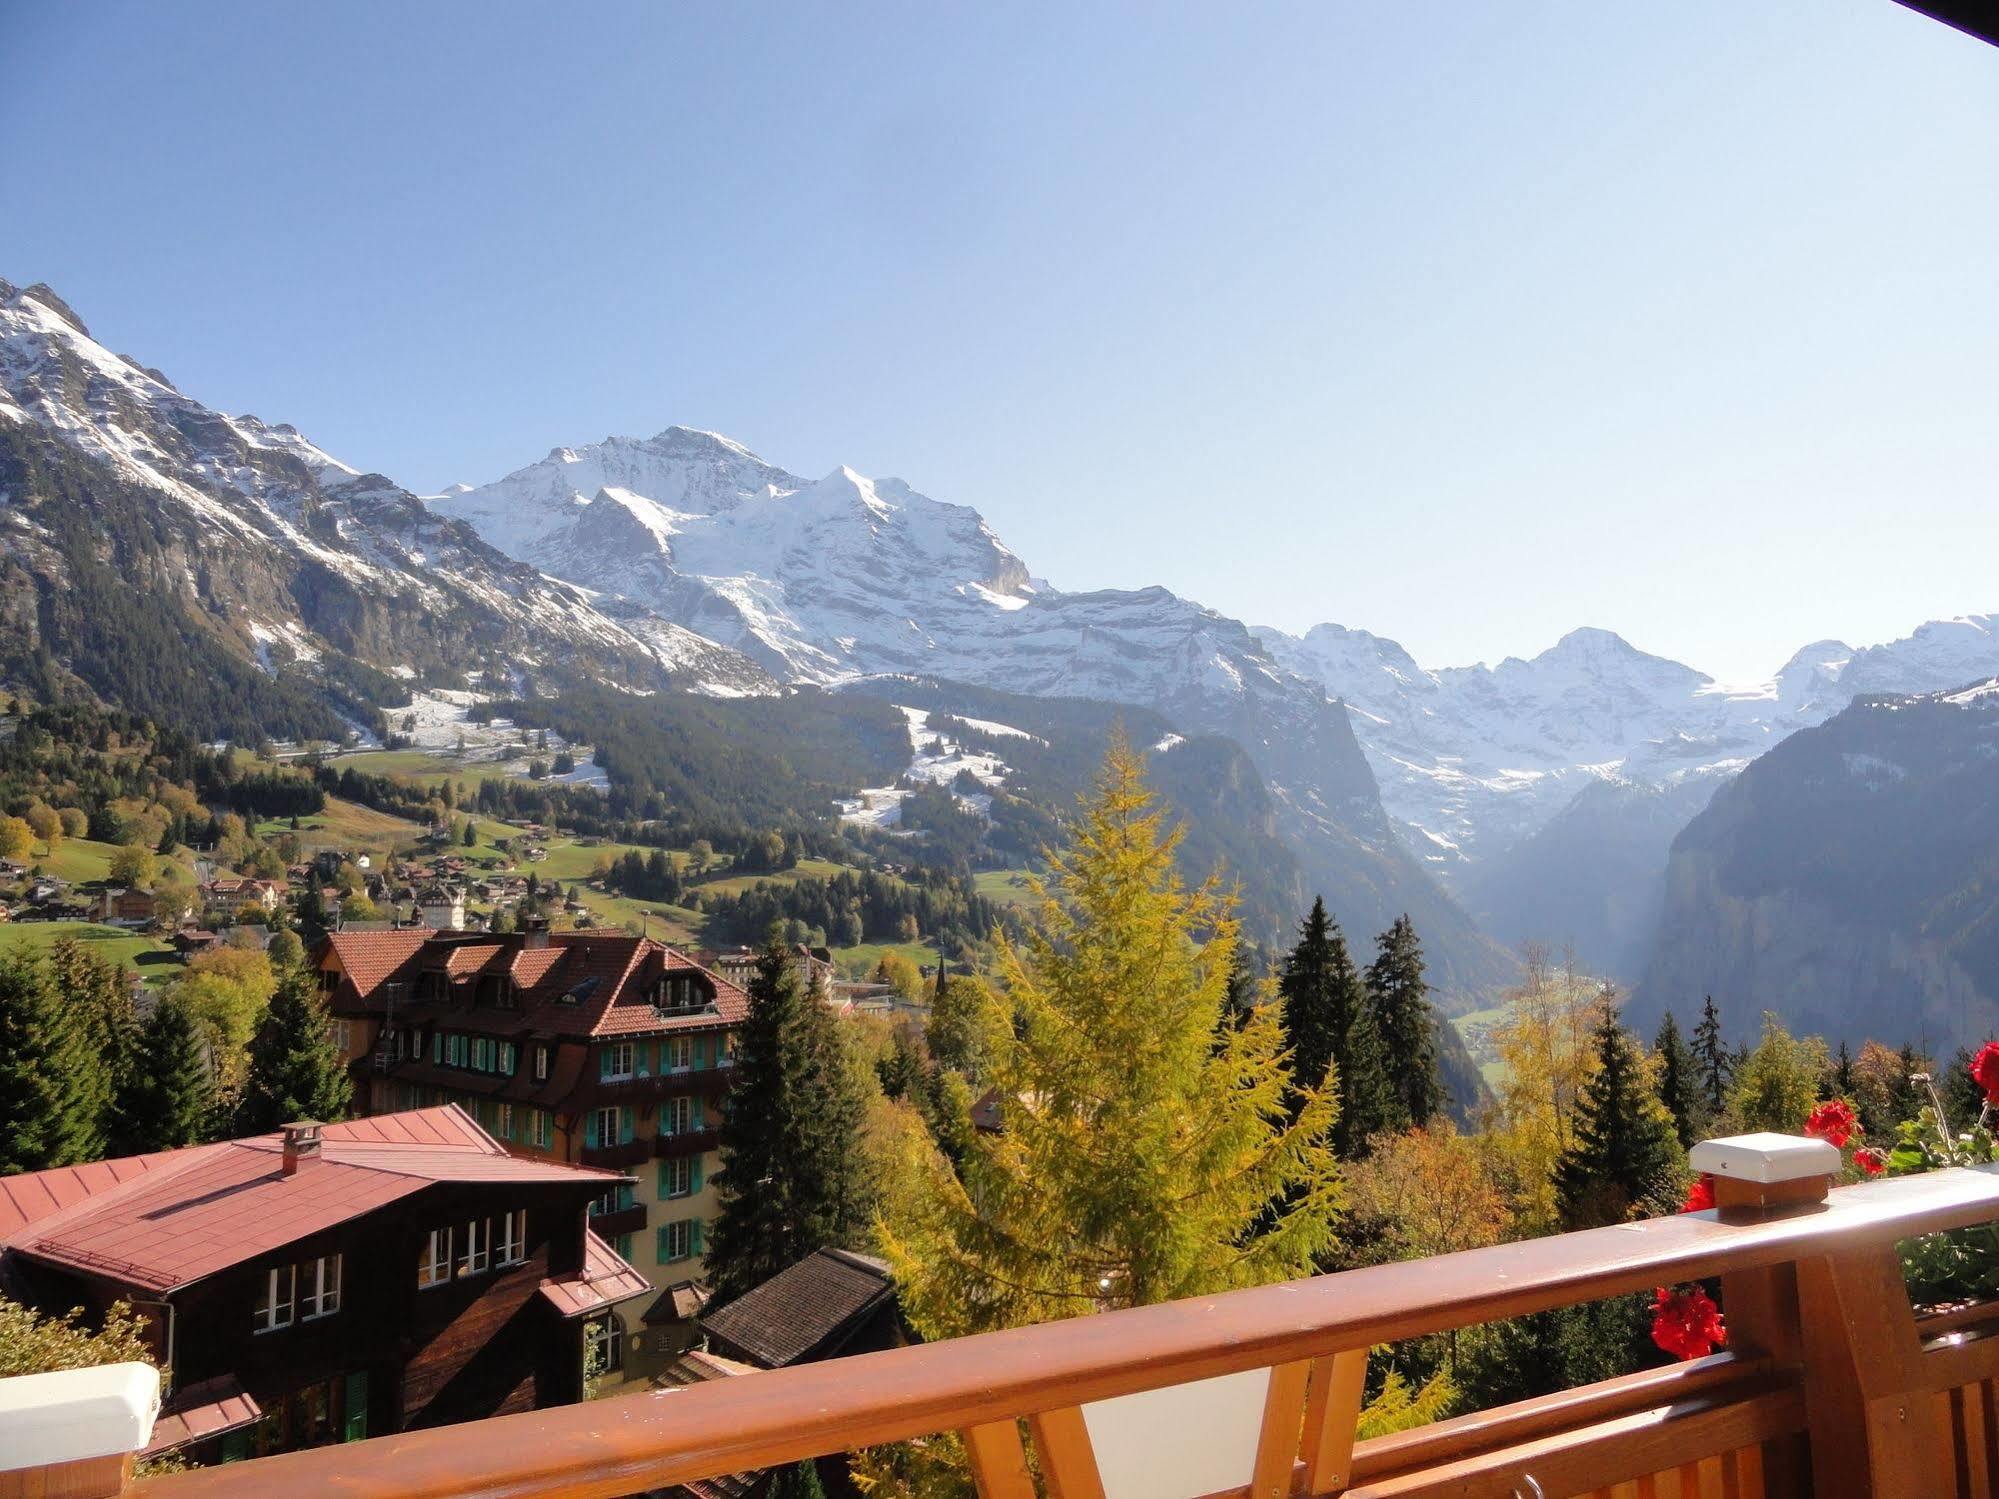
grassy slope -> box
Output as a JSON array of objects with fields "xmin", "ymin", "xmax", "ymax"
[{"xmin": 0, "ymin": 920, "xmax": 177, "ymax": 986}]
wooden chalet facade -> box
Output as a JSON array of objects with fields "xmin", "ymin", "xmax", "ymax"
[
  {"xmin": 314, "ymin": 926, "xmax": 748, "ymax": 1387},
  {"xmin": 0, "ymin": 1108, "xmax": 646, "ymax": 1466}
]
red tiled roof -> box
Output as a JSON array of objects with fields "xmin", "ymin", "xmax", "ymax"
[
  {"xmin": 538, "ymin": 1229, "xmax": 650, "ymax": 1318},
  {"xmin": 0, "ymin": 1106, "xmax": 627, "ymax": 1293},
  {"xmin": 144, "ymin": 1376, "xmax": 262, "ymax": 1456},
  {"xmin": 324, "ymin": 931, "xmax": 748, "ymax": 1040}
]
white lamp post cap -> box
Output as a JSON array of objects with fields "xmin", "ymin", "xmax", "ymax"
[
  {"xmin": 0, "ymin": 1362, "xmax": 159, "ymax": 1470},
  {"xmin": 1688, "ymin": 1132, "xmax": 1841, "ymax": 1184}
]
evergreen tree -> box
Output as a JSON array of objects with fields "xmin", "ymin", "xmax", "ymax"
[
  {"xmin": 1220, "ymin": 938, "xmax": 1263, "ymax": 1033},
  {"xmin": 880, "ymin": 738, "xmax": 1341, "ymax": 1337},
  {"xmin": 707, "ymin": 933, "xmax": 872, "ymax": 1305},
  {"xmin": 1830, "ymin": 1040, "xmax": 1857, "ymax": 1100},
  {"xmin": 236, "ymin": 966, "xmax": 350, "ymax": 1134},
  {"xmin": 1729, "ymin": 1015, "xmax": 1827, "ymax": 1134},
  {"xmin": 0, "ymin": 952, "xmax": 107, "ymax": 1172},
  {"xmin": 1554, "ymin": 992, "xmax": 1681, "ymax": 1229},
  {"xmin": 115, "ymin": 993, "xmax": 215, "ymax": 1152},
  {"xmin": 1692, "ymin": 995, "xmax": 1730, "ymax": 1117},
  {"xmin": 1652, "ymin": 1011, "xmax": 1701, "ymax": 1149},
  {"xmin": 766, "ymin": 1462, "xmax": 828, "ymax": 1499},
  {"xmin": 45, "ymin": 938, "xmax": 135, "ymax": 1145},
  {"xmin": 1280, "ymin": 898, "xmax": 1391, "ymax": 1156},
  {"xmin": 1366, "ymin": 915, "xmax": 1444, "ymax": 1130}
]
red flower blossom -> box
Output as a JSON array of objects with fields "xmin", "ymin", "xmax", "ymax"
[
  {"xmin": 1804, "ymin": 1099, "xmax": 1857, "ymax": 1149},
  {"xmin": 1680, "ymin": 1174, "xmax": 1716, "ymax": 1213},
  {"xmin": 1973, "ymin": 1042, "xmax": 1999, "ymax": 1107},
  {"xmin": 1854, "ymin": 1147, "xmax": 1886, "ymax": 1177},
  {"xmin": 1651, "ymin": 1285, "xmax": 1727, "ymax": 1361}
]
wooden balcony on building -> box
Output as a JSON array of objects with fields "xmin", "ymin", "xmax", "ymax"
[
  {"xmin": 12, "ymin": 1137, "xmax": 1999, "ymax": 1499},
  {"xmin": 577, "ymin": 1139, "xmax": 651, "ymax": 1170},
  {"xmin": 586, "ymin": 1202, "xmax": 648, "ymax": 1239},
  {"xmin": 653, "ymin": 1127, "xmax": 722, "ymax": 1160}
]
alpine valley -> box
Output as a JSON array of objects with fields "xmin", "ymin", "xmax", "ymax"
[{"xmin": 8, "ymin": 276, "xmax": 1999, "ymax": 1047}]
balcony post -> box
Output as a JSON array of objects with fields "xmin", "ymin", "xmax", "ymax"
[{"xmin": 0, "ymin": 1362, "xmax": 158, "ymax": 1499}]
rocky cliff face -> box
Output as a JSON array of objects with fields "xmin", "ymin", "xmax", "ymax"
[{"xmin": 1631, "ymin": 681, "xmax": 1999, "ymax": 1051}]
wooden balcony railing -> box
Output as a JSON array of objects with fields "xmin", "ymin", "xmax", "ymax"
[
  {"xmin": 577, "ymin": 1138, "xmax": 652, "ymax": 1169},
  {"xmin": 18, "ymin": 1137, "xmax": 1999, "ymax": 1499}
]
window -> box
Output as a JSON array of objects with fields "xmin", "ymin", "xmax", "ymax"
[
  {"xmin": 664, "ymin": 1036, "xmax": 693, "ymax": 1072},
  {"xmin": 431, "ymin": 1030, "xmax": 443, "ymax": 1064},
  {"xmin": 327, "ymin": 1019, "xmax": 351, "ymax": 1054},
  {"xmin": 601, "ymin": 1042, "xmax": 636, "ymax": 1081},
  {"xmin": 657, "ymin": 1218, "xmax": 700, "ymax": 1263},
  {"xmin": 302, "ymin": 1254, "xmax": 342, "ymax": 1319},
  {"xmin": 593, "ymin": 1105, "xmax": 624, "ymax": 1148},
  {"xmin": 585, "ymin": 1313, "xmax": 622, "ymax": 1378},
  {"xmin": 445, "ymin": 1034, "xmax": 465, "ymax": 1067},
  {"xmin": 495, "ymin": 1102, "xmax": 514, "ymax": 1139},
  {"xmin": 590, "ymin": 1185, "xmax": 626, "ymax": 1218},
  {"xmin": 471, "ymin": 1037, "xmax": 492, "ymax": 1072},
  {"xmin": 496, "ymin": 1208, "xmax": 527, "ymax": 1266},
  {"xmin": 418, "ymin": 1228, "xmax": 451, "ymax": 1289},
  {"xmin": 495, "ymin": 976, "xmax": 516, "ymax": 1010},
  {"xmin": 611, "ymin": 1232, "xmax": 633, "ymax": 1260},
  {"xmin": 459, "ymin": 1217, "xmax": 489, "ymax": 1276},
  {"xmin": 254, "ymin": 1264, "xmax": 296, "ymax": 1332},
  {"xmin": 527, "ymin": 1109, "xmax": 552, "ymax": 1148},
  {"xmin": 660, "ymin": 1156, "xmax": 693, "ymax": 1198},
  {"xmin": 498, "ymin": 1041, "xmax": 517, "ymax": 1074},
  {"xmin": 533, "ymin": 1045, "xmax": 549, "ymax": 1082},
  {"xmin": 662, "ymin": 1095, "xmax": 692, "ymax": 1136}
]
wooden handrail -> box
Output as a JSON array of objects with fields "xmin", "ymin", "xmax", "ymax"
[{"xmin": 125, "ymin": 1166, "xmax": 1999, "ymax": 1499}]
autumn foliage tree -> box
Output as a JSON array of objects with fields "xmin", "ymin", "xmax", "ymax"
[{"xmin": 880, "ymin": 735, "xmax": 1343, "ymax": 1338}]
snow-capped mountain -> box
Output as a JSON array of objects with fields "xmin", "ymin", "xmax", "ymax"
[
  {"xmin": 436, "ymin": 429, "xmax": 1512, "ymax": 1003},
  {"xmin": 1257, "ymin": 616, "xmax": 1999, "ymax": 971},
  {"xmin": 0, "ymin": 279, "xmax": 770, "ymax": 741}
]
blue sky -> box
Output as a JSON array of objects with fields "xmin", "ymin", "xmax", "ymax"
[{"xmin": 4, "ymin": 1, "xmax": 1995, "ymax": 681}]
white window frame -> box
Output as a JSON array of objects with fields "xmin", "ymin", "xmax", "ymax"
[
  {"xmin": 534, "ymin": 1045, "xmax": 549, "ymax": 1082},
  {"xmin": 594, "ymin": 1105, "xmax": 624, "ymax": 1147},
  {"xmin": 496, "ymin": 1208, "xmax": 527, "ymax": 1267},
  {"xmin": 254, "ymin": 1264, "xmax": 296, "ymax": 1333},
  {"xmin": 302, "ymin": 1254, "xmax": 342, "ymax": 1320},
  {"xmin": 459, "ymin": 1217, "xmax": 490, "ymax": 1277},
  {"xmin": 603, "ymin": 1042, "xmax": 636, "ymax": 1081},
  {"xmin": 499, "ymin": 1041, "xmax": 517, "ymax": 1074},
  {"xmin": 527, "ymin": 1109, "xmax": 552, "ymax": 1148},
  {"xmin": 495, "ymin": 1102, "xmax": 514, "ymax": 1138},
  {"xmin": 586, "ymin": 1313, "xmax": 622, "ymax": 1376},
  {"xmin": 662, "ymin": 1156, "xmax": 692, "ymax": 1199},
  {"xmin": 664, "ymin": 1036, "xmax": 693, "ymax": 1072},
  {"xmin": 661, "ymin": 1219, "xmax": 693, "ymax": 1263},
  {"xmin": 418, "ymin": 1227, "xmax": 452, "ymax": 1289},
  {"xmin": 662, "ymin": 1096, "xmax": 692, "ymax": 1136}
]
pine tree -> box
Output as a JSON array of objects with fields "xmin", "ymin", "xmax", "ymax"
[
  {"xmin": 116, "ymin": 993, "xmax": 215, "ymax": 1152},
  {"xmin": 45, "ymin": 938, "xmax": 135, "ymax": 1146},
  {"xmin": 880, "ymin": 737, "xmax": 1341, "ymax": 1338},
  {"xmin": 1280, "ymin": 898, "xmax": 1390, "ymax": 1156},
  {"xmin": 1692, "ymin": 995, "xmax": 1730, "ymax": 1117},
  {"xmin": 0, "ymin": 952, "xmax": 107, "ymax": 1172},
  {"xmin": 1554, "ymin": 991, "xmax": 1681, "ymax": 1229},
  {"xmin": 1830, "ymin": 1040, "xmax": 1856, "ymax": 1100},
  {"xmin": 236, "ymin": 965, "xmax": 351, "ymax": 1134},
  {"xmin": 707, "ymin": 933, "xmax": 872, "ymax": 1306},
  {"xmin": 1366, "ymin": 915, "xmax": 1444, "ymax": 1131},
  {"xmin": 1653, "ymin": 1011, "xmax": 1701, "ymax": 1149}
]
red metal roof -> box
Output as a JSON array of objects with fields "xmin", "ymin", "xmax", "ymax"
[
  {"xmin": 538, "ymin": 1229, "xmax": 651, "ymax": 1318},
  {"xmin": 144, "ymin": 1376, "xmax": 262, "ymax": 1456},
  {"xmin": 0, "ymin": 1106, "xmax": 628, "ymax": 1294}
]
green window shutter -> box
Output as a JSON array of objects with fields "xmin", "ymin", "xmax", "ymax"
[
  {"xmin": 621, "ymin": 1108, "xmax": 635, "ymax": 1145},
  {"xmin": 692, "ymin": 1036, "xmax": 707, "ymax": 1070},
  {"xmin": 342, "ymin": 1371, "xmax": 369, "ymax": 1442},
  {"xmin": 691, "ymin": 1219, "xmax": 704, "ymax": 1257},
  {"xmin": 656, "ymin": 1161, "xmax": 668, "ymax": 1197},
  {"xmin": 690, "ymin": 1155, "xmax": 702, "ymax": 1193},
  {"xmin": 585, "ymin": 1112, "xmax": 599, "ymax": 1148},
  {"xmin": 597, "ymin": 1048, "xmax": 611, "ymax": 1080},
  {"xmin": 654, "ymin": 1225, "xmax": 669, "ymax": 1262}
]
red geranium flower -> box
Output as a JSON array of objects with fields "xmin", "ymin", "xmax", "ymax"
[
  {"xmin": 1973, "ymin": 1042, "xmax": 1999, "ymax": 1107},
  {"xmin": 1805, "ymin": 1098, "xmax": 1857, "ymax": 1149},
  {"xmin": 1680, "ymin": 1174, "xmax": 1716, "ymax": 1213},
  {"xmin": 1651, "ymin": 1285, "xmax": 1726, "ymax": 1361},
  {"xmin": 1854, "ymin": 1147, "xmax": 1886, "ymax": 1177}
]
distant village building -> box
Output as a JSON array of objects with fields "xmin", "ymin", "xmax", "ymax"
[
  {"xmin": 417, "ymin": 884, "xmax": 467, "ymax": 930},
  {"xmin": 0, "ymin": 1108, "xmax": 645, "ymax": 1465},
  {"xmin": 698, "ymin": 1248, "xmax": 905, "ymax": 1370},
  {"xmin": 314, "ymin": 926, "xmax": 745, "ymax": 1390}
]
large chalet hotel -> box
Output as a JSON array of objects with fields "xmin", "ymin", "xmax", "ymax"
[{"xmin": 315, "ymin": 923, "xmax": 744, "ymax": 1294}]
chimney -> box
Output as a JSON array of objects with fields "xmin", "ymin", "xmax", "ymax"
[
  {"xmin": 281, "ymin": 1121, "xmax": 323, "ymax": 1176},
  {"xmin": 523, "ymin": 915, "xmax": 550, "ymax": 951}
]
